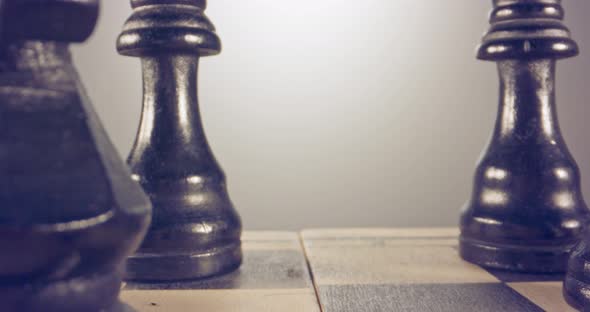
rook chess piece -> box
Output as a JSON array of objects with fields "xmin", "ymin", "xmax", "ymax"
[
  {"xmin": 0, "ymin": 0, "xmax": 152, "ymax": 311},
  {"xmin": 459, "ymin": 0, "xmax": 589, "ymax": 272},
  {"xmin": 119, "ymin": 0, "xmax": 243, "ymax": 281}
]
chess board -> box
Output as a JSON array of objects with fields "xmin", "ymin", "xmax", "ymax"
[{"xmin": 120, "ymin": 229, "xmax": 574, "ymax": 312}]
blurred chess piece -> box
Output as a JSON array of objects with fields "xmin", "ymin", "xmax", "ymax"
[
  {"xmin": 0, "ymin": 0, "xmax": 151, "ymax": 311},
  {"xmin": 565, "ymin": 240, "xmax": 590, "ymax": 309},
  {"xmin": 563, "ymin": 7, "xmax": 590, "ymax": 310},
  {"xmin": 460, "ymin": 0, "xmax": 589, "ymax": 273},
  {"xmin": 119, "ymin": 0, "xmax": 242, "ymax": 281}
]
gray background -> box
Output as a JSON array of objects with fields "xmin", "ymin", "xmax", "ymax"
[{"xmin": 73, "ymin": 0, "xmax": 590, "ymax": 230}]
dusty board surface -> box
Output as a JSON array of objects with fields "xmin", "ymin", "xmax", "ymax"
[
  {"xmin": 301, "ymin": 228, "xmax": 575, "ymax": 312},
  {"xmin": 121, "ymin": 232, "xmax": 320, "ymax": 312}
]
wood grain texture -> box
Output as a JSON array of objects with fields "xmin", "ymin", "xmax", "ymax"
[
  {"xmin": 301, "ymin": 228, "xmax": 496, "ymax": 285},
  {"xmin": 508, "ymin": 282, "xmax": 576, "ymax": 312},
  {"xmin": 486, "ymin": 268, "xmax": 564, "ymax": 283},
  {"xmin": 121, "ymin": 231, "xmax": 320, "ymax": 312},
  {"xmin": 302, "ymin": 228, "xmax": 563, "ymax": 312},
  {"xmin": 118, "ymin": 228, "xmax": 573, "ymax": 311},
  {"xmin": 121, "ymin": 289, "xmax": 319, "ymax": 312},
  {"xmin": 317, "ymin": 283, "xmax": 543, "ymax": 312}
]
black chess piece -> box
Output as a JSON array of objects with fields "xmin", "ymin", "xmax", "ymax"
[
  {"xmin": 459, "ymin": 0, "xmax": 589, "ymax": 273},
  {"xmin": 118, "ymin": 0, "xmax": 242, "ymax": 281},
  {"xmin": 0, "ymin": 0, "xmax": 151, "ymax": 311},
  {"xmin": 565, "ymin": 242, "xmax": 590, "ymax": 310},
  {"xmin": 563, "ymin": 49, "xmax": 590, "ymax": 312}
]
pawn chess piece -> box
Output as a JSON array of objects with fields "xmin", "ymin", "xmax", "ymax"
[
  {"xmin": 119, "ymin": 0, "xmax": 242, "ymax": 281},
  {"xmin": 0, "ymin": 0, "xmax": 151, "ymax": 311},
  {"xmin": 459, "ymin": 0, "xmax": 589, "ymax": 273}
]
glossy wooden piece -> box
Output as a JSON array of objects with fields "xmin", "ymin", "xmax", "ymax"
[
  {"xmin": 0, "ymin": 1, "xmax": 152, "ymax": 311},
  {"xmin": 118, "ymin": 0, "xmax": 242, "ymax": 281},
  {"xmin": 460, "ymin": 0, "xmax": 588, "ymax": 273}
]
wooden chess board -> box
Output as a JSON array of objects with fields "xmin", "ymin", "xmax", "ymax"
[{"xmin": 121, "ymin": 229, "xmax": 574, "ymax": 312}]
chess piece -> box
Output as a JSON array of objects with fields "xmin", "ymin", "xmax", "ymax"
[
  {"xmin": 460, "ymin": 0, "xmax": 588, "ymax": 273},
  {"xmin": 565, "ymin": 242, "xmax": 590, "ymax": 310},
  {"xmin": 119, "ymin": 0, "xmax": 242, "ymax": 281},
  {"xmin": 0, "ymin": 0, "xmax": 151, "ymax": 311},
  {"xmin": 564, "ymin": 43, "xmax": 590, "ymax": 312}
]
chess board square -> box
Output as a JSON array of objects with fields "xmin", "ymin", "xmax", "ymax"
[
  {"xmin": 121, "ymin": 289, "xmax": 320, "ymax": 312},
  {"xmin": 241, "ymin": 231, "xmax": 306, "ymax": 250},
  {"xmin": 125, "ymin": 249, "xmax": 311, "ymax": 290},
  {"xmin": 122, "ymin": 231, "xmax": 320, "ymax": 311},
  {"xmin": 125, "ymin": 231, "xmax": 311, "ymax": 290},
  {"xmin": 317, "ymin": 283, "xmax": 543, "ymax": 312},
  {"xmin": 486, "ymin": 268, "xmax": 564, "ymax": 283},
  {"xmin": 302, "ymin": 228, "xmax": 459, "ymax": 240},
  {"xmin": 301, "ymin": 228, "xmax": 497, "ymax": 285},
  {"xmin": 507, "ymin": 282, "xmax": 576, "ymax": 312}
]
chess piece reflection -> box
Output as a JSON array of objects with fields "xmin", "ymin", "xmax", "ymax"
[
  {"xmin": 460, "ymin": 0, "xmax": 589, "ymax": 273},
  {"xmin": 119, "ymin": 0, "xmax": 242, "ymax": 281},
  {"xmin": 0, "ymin": 1, "xmax": 151, "ymax": 311}
]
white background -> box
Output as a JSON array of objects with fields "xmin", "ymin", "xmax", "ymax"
[{"xmin": 74, "ymin": 0, "xmax": 590, "ymax": 230}]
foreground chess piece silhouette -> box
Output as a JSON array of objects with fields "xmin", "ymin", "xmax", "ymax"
[
  {"xmin": 565, "ymin": 243, "xmax": 590, "ymax": 310},
  {"xmin": 0, "ymin": 0, "xmax": 152, "ymax": 311},
  {"xmin": 564, "ymin": 40, "xmax": 590, "ymax": 312},
  {"xmin": 460, "ymin": 0, "xmax": 588, "ymax": 273},
  {"xmin": 119, "ymin": 0, "xmax": 242, "ymax": 281}
]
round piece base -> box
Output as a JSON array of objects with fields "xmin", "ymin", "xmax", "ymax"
[
  {"xmin": 125, "ymin": 242, "xmax": 242, "ymax": 282},
  {"xmin": 459, "ymin": 236, "xmax": 572, "ymax": 273},
  {"xmin": 0, "ymin": 269, "xmax": 123, "ymax": 312},
  {"xmin": 563, "ymin": 275, "xmax": 589, "ymax": 311}
]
